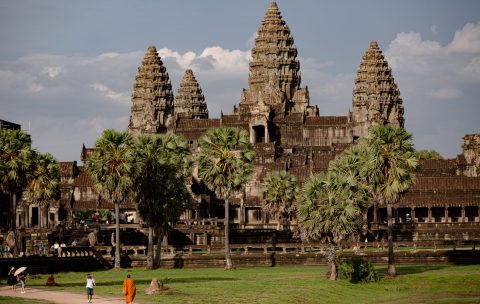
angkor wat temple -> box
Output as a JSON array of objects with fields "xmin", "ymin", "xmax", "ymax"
[{"xmin": 3, "ymin": 2, "xmax": 480, "ymax": 252}]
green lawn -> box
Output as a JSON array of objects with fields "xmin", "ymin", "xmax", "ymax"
[
  {"xmin": 0, "ymin": 296, "xmax": 54, "ymax": 304},
  {"xmin": 17, "ymin": 264, "xmax": 480, "ymax": 304}
]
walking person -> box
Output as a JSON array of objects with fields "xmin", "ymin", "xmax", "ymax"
[
  {"xmin": 7, "ymin": 267, "xmax": 17, "ymax": 290},
  {"xmin": 17, "ymin": 271, "xmax": 26, "ymax": 293},
  {"xmin": 122, "ymin": 274, "xmax": 136, "ymax": 304},
  {"xmin": 86, "ymin": 273, "xmax": 95, "ymax": 303}
]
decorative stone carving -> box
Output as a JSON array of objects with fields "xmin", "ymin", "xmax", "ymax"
[
  {"xmin": 238, "ymin": 1, "xmax": 314, "ymax": 117},
  {"xmin": 88, "ymin": 231, "xmax": 97, "ymax": 247},
  {"xmin": 351, "ymin": 40, "xmax": 404, "ymax": 138},
  {"xmin": 128, "ymin": 46, "xmax": 174, "ymax": 136},
  {"xmin": 459, "ymin": 134, "xmax": 480, "ymax": 177},
  {"xmin": 174, "ymin": 69, "xmax": 208, "ymax": 119}
]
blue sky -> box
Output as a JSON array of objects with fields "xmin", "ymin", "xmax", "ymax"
[{"xmin": 1, "ymin": 0, "xmax": 479, "ymax": 161}]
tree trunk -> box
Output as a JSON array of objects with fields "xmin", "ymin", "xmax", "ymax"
[
  {"xmin": 154, "ymin": 228, "xmax": 162, "ymax": 269},
  {"xmin": 387, "ymin": 203, "xmax": 396, "ymax": 277},
  {"xmin": 327, "ymin": 244, "xmax": 337, "ymax": 280},
  {"xmin": 146, "ymin": 223, "xmax": 154, "ymax": 269},
  {"xmin": 114, "ymin": 202, "xmax": 121, "ymax": 269},
  {"xmin": 12, "ymin": 193, "xmax": 19, "ymax": 257},
  {"xmin": 224, "ymin": 196, "xmax": 233, "ymax": 270}
]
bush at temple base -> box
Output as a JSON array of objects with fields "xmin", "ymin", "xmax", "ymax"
[{"xmin": 338, "ymin": 257, "xmax": 379, "ymax": 283}]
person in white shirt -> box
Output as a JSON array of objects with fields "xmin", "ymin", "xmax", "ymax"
[{"xmin": 86, "ymin": 273, "xmax": 95, "ymax": 303}]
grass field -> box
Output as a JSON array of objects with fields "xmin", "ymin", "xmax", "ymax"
[
  {"xmin": 10, "ymin": 264, "xmax": 480, "ymax": 304},
  {"xmin": 0, "ymin": 296, "xmax": 53, "ymax": 304}
]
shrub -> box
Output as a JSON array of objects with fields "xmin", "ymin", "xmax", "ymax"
[{"xmin": 338, "ymin": 257, "xmax": 379, "ymax": 283}]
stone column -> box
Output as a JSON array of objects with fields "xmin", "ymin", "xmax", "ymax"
[
  {"xmin": 411, "ymin": 208, "xmax": 416, "ymax": 222},
  {"xmin": 444, "ymin": 207, "xmax": 448, "ymax": 222},
  {"xmin": 461, "ymin": 206, "xmax": 466, "ymax": 222},
  {"xmin": 428, "ymin": 207, "xmax": 432, "ymax": 223},
  {"xmin": 373, "ymin": 204, "xmax": 378, "ymax": 223}
]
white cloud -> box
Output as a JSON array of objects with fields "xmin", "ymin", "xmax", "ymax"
[
  {"xmin": 384, "ymin": 23, "xmax": 480, "ymax": 158},
  {"xmin": 448, "ymin": 22, "xmax": 480, "ymax": 54},
  {"xmin": 465, "ymin": 56, "xmax": 480, "ymax": 74},
  {"xmin": 157, "ymin": 46, "xmax": 251, "ymax": 75},
  {"xmin": 157, "ymin": 48, "xmax": 197, "ymax": 70},
  {"xmin": 90, "ymin": 83, "xmax": 129, "ymax": 103},
  {"xmin": 428, "ymin": 87, "xmax": 464, "ymax": 100},
  {"xmin": 199, "ymin": 46, "xmax": 250, "ymax": 73},
  {"xmin": 247, "ymin": 31, "xmax": 258, "ymax": 48},
  {"xmin": 40, "ymin": 66, "xmax": 62, "ymax": 78}
]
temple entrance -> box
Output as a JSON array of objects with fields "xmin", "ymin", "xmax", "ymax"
[
  {"xmin": 448, "ymin": 207, "xmax": 462, "ymax": 222},
  {"xmin": 31, "ymin": 206, "xmax": 39, "ymax": 227},
  {"xmin": 252, "ymin": 125, "xmax": 266, "ymax": 143},
  {"xmin": 396, "ymin": 208, "xmax": 410, "ymax": 223},
  {"xmin": 59, "ymin": 204, "xmax": 68, "ymax": 222},
  {"xmin": 465, "ymin": 206, "xmax": 478, "ymax": 222},
  {"xmin": 415, "ymin": 207, "xmax": 428, "ymax": 223},
  {"xmin": 431, "ymin": 207, "xmax": 444, "ymax": 222}
]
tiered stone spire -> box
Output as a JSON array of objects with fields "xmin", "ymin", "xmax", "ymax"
[
  {"xmin": 351, "ymin": 41, "xmax": 404, "ymax": 138},
  {"xmin": 128, "ymin": 46, "xmax": 173, "ymax": 136},
  {"xmin": 174, "ymin": 69, "xmax": 208, "ymax": 119},
  {"xmin": 238, "ymin": 1, "xmax": 315, "ymax": 116}
]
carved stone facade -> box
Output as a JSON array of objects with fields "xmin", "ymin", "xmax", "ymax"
[
  {"xmin": 128, "ymin": 46, "xmax": 174, "ymax": 136},
  {"xmin": 350, "ymin": 41, "xmax": 404, "ymax": 138},
  {"xmin": 12, "ymin": 2, "xmax": 475, "ymax": 245},
  {"xmin": 235, "ymin": 2, "xmax": 317, "ymax": 118},
  {"xmin": 458, "ymin": 134, "xmax": 480, "ymax": 177},
  {"xmin": 174, "ymin": 69, "xmax": 208, "ymax": 120}
]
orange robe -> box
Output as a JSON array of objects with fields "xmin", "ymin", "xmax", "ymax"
[{"xmin": 122, "ymin": 278, "xmax": 136, "ymax": 304}]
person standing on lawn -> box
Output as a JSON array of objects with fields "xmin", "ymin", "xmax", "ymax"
[
  {"xmin": 122, "ymin": 274, "xmax": 136, "ymax": 304},
  {"xmin": 86, "ymin": 273, "xmax": 95, "ymax": 303}
]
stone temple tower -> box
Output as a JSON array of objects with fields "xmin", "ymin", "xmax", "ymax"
[
  {"xmin": 174, "ymin": 69, "xmax": 209, "ymax": 119},
  {"xmin": 128, "ymin": 46, "xmax": 174, "ymax": 136},
  {"xmin": 237, "ymin": 1, "xmax": 317, "ymax": 117},
  {"xmin": 350, "ymin": 41, "xmax": 404, "ymax": 138}
]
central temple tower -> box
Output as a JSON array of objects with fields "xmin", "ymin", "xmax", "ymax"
[{"xmin": 236, "ymin": 1, "xmax": 317, "ymax": 118}]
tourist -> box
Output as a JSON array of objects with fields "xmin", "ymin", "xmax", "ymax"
[
  {"xmin": 45, "ymin": 274, "xmax": 57, "ymax": 286},
  {"xmin": 122, "ymin": 274, "xmax": 136, "ymax": 304},
  {"xmin": 60, "ymin": 242, "xmax": 66, "ymax": 248},
  {"xmin": 4, "ymin": 244, "xmax": 10, "ymax": 257},
  {"xmin": 17, "ymin": 270, "xmax": 26, "ymax": 293},
  {"xmin": 86, "ymin": 273, "xmax": 95, "ymax": 303},
  {"xmin": 72, "ymin": 239, "xmax": 77, "ymax": 246},
  {"xmin": 38, "ymin": 241, "xmax": 45, "ymax": 256},
  {"xmin": 7, "ymin": 267, "xmax": 17, "ymax": 290}
]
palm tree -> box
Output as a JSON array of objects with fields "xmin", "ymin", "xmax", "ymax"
[
  {"xmin": 261, "ymin": 170, "xmax": 297, "ymax": 231},
  {"xmin": 84, "ymin": 129, "xmax": 133, "ymax": 269},
  {"xmin": 297, "ymin": 168, "xmax": 369, "ymax": 280},
  {"xmin": 359, "ymin": 124, "xmax": 419, "ymax": 277},
  {"xmin": 197, "ymin": 127, "xmax": 255, "ymax": 270},
  {"xmin": 23, "ymin": 152, "xmax": 60, "ymax": 228},
  {"xmin": 131, "ymin": 134, "xmax": 192, "ymax": 269},
  {"xmin": 0, "ymin": 129, "xmax": 33, "ymax": 255}
]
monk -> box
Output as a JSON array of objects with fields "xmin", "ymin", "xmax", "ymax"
[{"xmin": 122, "ymin": 274, "xmax": 136, "ymax": 304}]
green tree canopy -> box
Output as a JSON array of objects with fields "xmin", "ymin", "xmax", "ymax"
[
  {"xmin": 23, "ymin": 152, "xmax": 60, "ymax": 228},
  {"xmin": 0, "ymin": 129, "xmax": 33, "ymax": 234},
  {"xmin": 359, "ymin": 124, "xmax": 419, "ymax": 276},
  {"xmin": 131, "ymin": 134, "xmax": 192, "ymax": 269},
  {"xmin": 85, "ymin": 129, "xmax": 133, "ymax": 269},
  {"xmin": 197, "ymin": 127, "xmax": 255, "ymax": 269},
  {"xmin": 261, "ymin": 170, "xmax": 298, "ymax": 230},
  {"xmin": 418, "ymin": 149, "xmax": 443, "ymax": 160}
]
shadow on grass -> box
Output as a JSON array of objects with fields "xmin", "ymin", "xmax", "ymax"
[
  {"xmin": 376, "ymin": 264, "xmax": 447, "ymax": 276},
  {"xmin": 28, "ymin": 276, "xmax": 238, "ymax": 288}
]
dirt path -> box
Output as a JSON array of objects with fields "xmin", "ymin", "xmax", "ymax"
[{"xmin": 0, "ymin": 285, "xmax": 135, "ymax": 304}]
